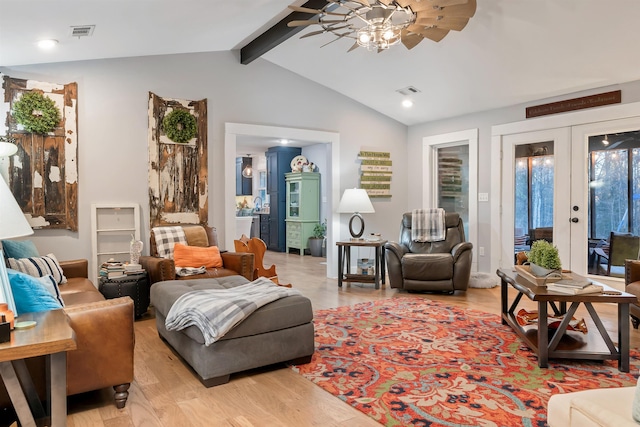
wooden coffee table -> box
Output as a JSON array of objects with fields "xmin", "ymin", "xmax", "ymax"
[{"xmin": 497, "ymin": 268, "xmax": 637, "ymax": 372}]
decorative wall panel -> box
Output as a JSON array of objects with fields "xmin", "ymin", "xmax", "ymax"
[
  {"xmin": 148, "ymin": 92, "xmax": 208, "ymax": 227},
  {"xmin": 358, "ymin": 150, "xmax": 392, "ymax": 198},
  {"xmin": 1, "ymin": 75, "xmax": 78, "ymax": 231}
]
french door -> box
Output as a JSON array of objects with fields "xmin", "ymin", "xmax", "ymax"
[
  {"xmin": 499, "ymin": 117, "xmax": 640, "ymax": 278},
  {"xmin": 500, "ymin": 128, "xmax": 573, "ymax": 271}
]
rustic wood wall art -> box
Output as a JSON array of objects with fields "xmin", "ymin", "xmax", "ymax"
[
  {"xmin": 358, "ymin": 150, "xmax": 392, "ymax": 198},
  {"xmin": 1, "ymin": 75, "xmax": 79, "ymax": 231},
  {"xmin": 148, "ymin": 92, "xmax": 208, "ymax": 227}
]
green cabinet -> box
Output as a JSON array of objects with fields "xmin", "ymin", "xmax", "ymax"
[{"xmin": 285, "ymin": 172, "xmax": 320, "ymax": 255}]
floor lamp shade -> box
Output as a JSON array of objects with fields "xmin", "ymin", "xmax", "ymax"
[
  {"xmin": 0, "ymin": 175, "xmax": 33, "ymax": 315},
  {"xmin": 337, "ymin": 188, "xmax": 375, "ymax": 239}
]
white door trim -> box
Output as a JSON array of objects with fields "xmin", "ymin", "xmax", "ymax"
[{"xmin": 423, "ymin": 128, "xmax": 478, "ymax": 271}]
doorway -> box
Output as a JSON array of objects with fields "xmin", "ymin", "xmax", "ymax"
[
  {"xmin": 491, "ymin": 102, "xmax": 640, "ymax": 284},
  {"xmin": 224, "ymin": 123, "xmax": 340, "ymax": 279},
  {"xmin": 423, "ymin": 129, "xmax": 479, "ymax": 271}
]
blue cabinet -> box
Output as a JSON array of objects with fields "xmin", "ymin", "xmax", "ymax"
[{"xmin": 265, "ymin": 146, "xmax": 301, "ymax": 252}]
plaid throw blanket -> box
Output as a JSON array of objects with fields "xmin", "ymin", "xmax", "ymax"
[
  {"xmin": 152, "ymin": 226, "xmax": 186, "ymax": 259},
  {"xmin": 411, "ymin": 208, "xmax": 446, "ymax": 242},
  {"xmin": 165, "ymin": 277, "xmax": 302, "ymax": 345}
]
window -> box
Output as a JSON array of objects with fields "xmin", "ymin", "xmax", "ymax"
[{"xmin": 589, "ymin": 131, "xmax": 640, "ymax": 240}]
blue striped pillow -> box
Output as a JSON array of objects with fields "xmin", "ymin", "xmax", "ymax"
[{"xmin": 7, "ymin": 253, "xmax": 67, "ymax": 285}]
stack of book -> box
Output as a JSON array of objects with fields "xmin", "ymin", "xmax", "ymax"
[
  {"xmin": 546, "ymin": 278, "xmax": 603, "ymax": 295},
  {"xmin": 124, "ymin": 263, "xmax": 145, "ymax": 275},
  {"xmin": 99, "ymin": 261, "xmax": 126, "ymax": 279}
]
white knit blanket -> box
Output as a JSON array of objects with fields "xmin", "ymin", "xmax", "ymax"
[
  {"xmin": 411, "ymin": 208, "xmax": 446, "ymax": 242},
  {"xmin": 165, "ymin": 277, "xmax": 302, "ymax": 346}
]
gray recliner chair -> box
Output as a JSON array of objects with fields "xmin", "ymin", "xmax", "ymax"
[{"xmin": 385, "ymin": 211, "xmax": 473, "ymax": 293}]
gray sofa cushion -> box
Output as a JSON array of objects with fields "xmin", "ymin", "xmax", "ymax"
[{"xmin": 151, "ymin": 276, "xmax": 313, "ymax": 345}]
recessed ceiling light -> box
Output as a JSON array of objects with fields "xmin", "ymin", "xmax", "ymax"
[
  {"xmin": 402, "ymin": 99, "xmax": 414, "ymax": 108},
  {"xmin": 280, "ymin": 139, "xmax": 289, "ymax": 145},
  {"xmin": 37, "ymin": 39, "xmax": 58, "ymax": 49}
]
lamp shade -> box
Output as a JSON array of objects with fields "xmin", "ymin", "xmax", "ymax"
[
  {"xmin": 337, "ymin": 188, "xmax": 375, "ymax": 214},
  {"xmin": 0, "ymin": 142, "xmax": 18, "ymax": 157},
  {"xmin": 0, "ymin": 176, "xmax": 33, "ymax": 240}
]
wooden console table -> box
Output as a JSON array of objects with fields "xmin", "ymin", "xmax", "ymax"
[
  {"xmin": 336, "ymin": 240, "xmax": 387, "ymax": 289},
  {"xmin": 497, "ymin": 268, "xmax": 635, "ymax": 372},
  {"xmin": 0, "ymin": 309, "xmax": 76, "ymax": 427}
]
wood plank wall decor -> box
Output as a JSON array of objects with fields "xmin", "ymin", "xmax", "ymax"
[
  {"xmin": 358, "ymin": 150, "xmax": 392, "ymax": 198},
  {"xmin": 148, "ymin": 92, "xmax": 208, "ymax": 227},
  {"xmin": 1, "ymin": 75, "xmax": 79, "ymax": 231}
]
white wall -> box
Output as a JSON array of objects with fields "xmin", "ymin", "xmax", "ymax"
[
  {"xmin": 408, "ymin": 80, "xmax": 640, "ymax": 272},
  {"xmin": 0, "ymin": 50, "xmax": 408, "ymax": 275}
]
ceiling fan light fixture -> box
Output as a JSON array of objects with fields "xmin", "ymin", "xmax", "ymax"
[
  {"xmin": 288, "ymin": 0, "xmax": 476, "ymax": 51},
  {"xmin": 355, "ymin": 5, "xmax": 412, "ymax": 51}
]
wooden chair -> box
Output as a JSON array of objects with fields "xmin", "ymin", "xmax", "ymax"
[
  {"xmin": 233, "ymin": 236, "xmax": 291, "ymax": 287},
  {"xmin": 600, "ymin": 232, "xmax": 640, "ymax": 277}
]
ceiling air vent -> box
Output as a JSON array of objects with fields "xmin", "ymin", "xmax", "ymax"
[
  {"xmin": 395, "ymin": 86, "xmax": 421, "ymax": 96},
  {"xmin": 69, "ymin": 25, "xmax": 95, "ymax": 38}
]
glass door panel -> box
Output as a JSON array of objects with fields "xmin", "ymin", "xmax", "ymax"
[
  {"xmin": 513, "ymin": 143, "xmax": 554, "ymax": 256},
  {"xmin": 587, "ymin": 130, "xmax": 640, "ymax": 277},
  {"xmin": 500, "ymin": 128, "xmax": 571, "ymax": 271},
  {"xmin": 437, "ymin": 145, "xmax": 469, "ymax": 239}
]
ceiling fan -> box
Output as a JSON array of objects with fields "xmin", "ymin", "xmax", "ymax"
[{"xmin": 287, "ymin": 0, "xmax": 476, "ymax": 52}]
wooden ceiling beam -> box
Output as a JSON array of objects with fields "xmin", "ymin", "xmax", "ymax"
[{"xmin": 240, "ymin": 0, "xmax": 330, "ymax": 65}]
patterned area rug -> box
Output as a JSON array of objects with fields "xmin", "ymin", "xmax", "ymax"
[{"xmin": 291, "ymin": 297, "xmax": 639, "ymax": 427}]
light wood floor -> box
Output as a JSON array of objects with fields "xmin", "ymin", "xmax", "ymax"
[{"xmin": 63, "ymin": 252, "xmax": 639, "ymax": 427}]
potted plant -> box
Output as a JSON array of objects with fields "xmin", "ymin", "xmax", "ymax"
[
  {"xmin": 308, "ymin": 220, "xmax": 326, "ymax": 257},
  {"xmin": 527, "ymin": 239, "xmax": 562, "ymax": 276}
]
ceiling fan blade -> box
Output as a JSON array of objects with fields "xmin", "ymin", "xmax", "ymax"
[
  {"xmin": 407, "ymin": 24, "xmax": 450, "ymax": 42},
  {"xmin": 288, "ymin": 19, "xmax": 345, "ymax": 27},
  {"xmin": 288, "ymin": 5, "xmax": 348, "ymax": 17},
  {"xmin": 412, "ymin": 0, "xmax": 469, "ymax": 7},
  {"xmin": 416, "ymin": 16, "xmax": 470, "ymax": 31},
  {"xmin": 299, "ymin": 24, "xmax": 353, "ymax": 39},
  {"xmin": 412, "ymin": 0, "xmax": 476, "ymax": 17},
  {"xmin": 401, "ymin": 31, "xmax": 423, "ymax": 50},
  {"xmin": 288, "ymin": 19, "xmax": 320, "ymax": 27}
]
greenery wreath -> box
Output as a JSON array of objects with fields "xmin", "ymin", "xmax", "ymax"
[
  {"xmin": 162, "ymin": 109, "xmax": 197, "ymax": 143},
  {"xmin": 12, "ymin": 91, "xmax": 61, "ymax": 134}
]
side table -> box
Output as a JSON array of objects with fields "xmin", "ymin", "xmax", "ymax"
[
  {"xmin": 336, "ymin": 240, "xmax": 387, "ymax": 289},
  {"xmin": 0, "ymin": 309, "xmax": 76, "ymax": 427},
  {"xmin": 99, "ymin": 273, "xmax": 150, "ymax": 318}
]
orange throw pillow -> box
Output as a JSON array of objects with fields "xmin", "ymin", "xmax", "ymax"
[{"xmin": 173, "ymin": 243, "xmax": 223, "ymax": 268}]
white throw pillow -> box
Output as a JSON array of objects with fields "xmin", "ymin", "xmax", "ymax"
[{"xmin": 37, "ymin": 275, "xmax": 65, "ymax": 306}]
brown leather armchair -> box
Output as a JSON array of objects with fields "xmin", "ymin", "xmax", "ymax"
[
  {"xmin": 385, "ymin": 212, "xmax": 473, "ymax": 293},
  {"xmin": 0, "ymin": 259, "xmax": 135, "ymax": 409},
  {"xmin": 624, "ymin": 259, "xmax": 640, "ymax": 328},
  {"xmin": 140, "ymin": 224, "xmax": 254, "ymax": 285}
]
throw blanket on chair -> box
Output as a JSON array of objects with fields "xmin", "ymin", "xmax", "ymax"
[
  {"xmin": 411, "ymin": 208, "xmax": 446, "ymax": 242},
  {"xmin": 164, "ymin": 277, "xmax": 302, "ymax": 345}
]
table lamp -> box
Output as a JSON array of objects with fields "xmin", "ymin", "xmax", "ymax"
[
  {"xmin": 337, "ymin": 188, "xmax": 375, "ymax": 239},
  {"xmin": 0, "ymin": 172, "xmax": 34, "ymax": 314}
]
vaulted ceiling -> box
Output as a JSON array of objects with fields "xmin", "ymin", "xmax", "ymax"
[{"xmin": 2, "ymin": 0, "xmax": 640, "ymax": 126}]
